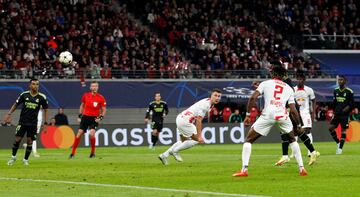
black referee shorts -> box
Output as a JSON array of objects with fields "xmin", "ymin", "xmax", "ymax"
[
  {"xmin": 79, "ymin": 115, "xmax": 98, "ymax": 132},
  {"xmin": 15, "ymin": 125, "xmax": 37, "ymax": 140},
  {"xmin": 330, "ymin": 115, "xmax": 349, "ymax": 129}
]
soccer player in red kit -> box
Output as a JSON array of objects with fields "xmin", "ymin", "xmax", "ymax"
[{"xmin": 70, "ymin": 81, "xmax": 106, "ymax": 158}]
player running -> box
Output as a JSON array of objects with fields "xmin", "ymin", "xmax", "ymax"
[
  {"xmin": 276, "ymin": 71, "xmax": 320, "ymax": 166},
  {"xmin": 6, "ymin": 78, "xmax": 48, "ymax": 166},
  {"xmin": 233, "ymin": 66, "xmax": 308, "ymax": 177},
  {"xmin": 70, "ymin": 81, "xmax": 106, "ymax": 158},
  {"xmin": 145, "ymin": 92, "xmax": 169, "ymax": 149},
  {"xmin": 158, "ymin": 89, "xmax": 222, "ymax": 165},
  {"xmin": 328, "ymin": 75, "xmax": 354, "ymax": 154}
]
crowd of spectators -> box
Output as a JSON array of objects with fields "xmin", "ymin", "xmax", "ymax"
[{"xmin": 0, "ymin": 0, "xmax": 358, "ymax": 79}]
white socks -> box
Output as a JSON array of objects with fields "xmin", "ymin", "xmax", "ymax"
[
  {"xmin": 163, "ymin": 140, "xmax": 199, "ymax": 157},
  {"xmin": 290, "ymin": 142, "xmax": 304, "ymax": 167},
  {"xmin": 242, "ymin": 142, "xmax": 252, "ymax": 168},
  {"xmin": 32, "ymin": 140, "xmax": 37, "ymax": 153},
  {"xmin": 163, "ymin": 141, "xmax": 182, "ymax": 157},
  {"xmin": 173, "ymin": 140, "xmax": 198, "ymax": 153}
]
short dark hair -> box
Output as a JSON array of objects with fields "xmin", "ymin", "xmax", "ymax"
[
  {"xmin": 30, "ymin": 78, "xmax": 38, "ymax": 83},
  {"xmin": 338, "ymin": 75, "xmax": 347, "ymax": 81},
  {"xmin": 91, "ymin": 81, "xmax": 99, "ymax": 84},
  {"xmin": 296, "ymin": 70, "xmax": 306, "ymax": 79},
  {"xmin": 155, "ymin": 92, "xmax": 161, "ymax": 95},
  {"xmin": 212, "ymin": 88, "xmax": 222, "ymax": 94},
  {"xmin": 271, "ymin": 65, "xmax": 287, "ymax": 79}
]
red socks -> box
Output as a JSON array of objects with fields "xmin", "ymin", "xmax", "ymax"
[
  {"xmin": 71, "ymin": 137, "xmax": 81, "ymax": 155},
  {"xmin": 90, "ymin": 137, "xmax": 96, "ymax": 154}
]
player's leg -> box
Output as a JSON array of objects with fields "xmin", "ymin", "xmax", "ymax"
[
  {"xmin": 278, "ymin": 118, "xmax": 307, "ymax": 175},
  {"xmin": 89, "ymin": 128, "xmax": 96, "ymax": 158},
  {"xmin": 276, "ymin": 133, "xmax": 291, "ymax": 166},
  {"xmin": 329, "ymin": 116, "xmax": 340, "ymax": 145},
  {"xmin": 337, "ymin": 117, "xmax": 349, "ymax": 154},
  {"xmin": 8, "ymin": 126, "xmax": 25, "ymax": 165},
  {"xmin": 149, "ymin": 121, "xmax": 160, "ymax": 149},
  {"xmin": 233, "ymin": 127, "xmax": 262, "ymax": 177},
  {"xmin": 23, "ymin": 136, "xmax": 33, "ymax": 165},
  {"xmin": 32, "ymin": 124, "xmax": 42, "ymax": 157}
]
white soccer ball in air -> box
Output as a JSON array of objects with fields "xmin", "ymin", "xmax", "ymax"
[{"xmin": 59, "ymin": 51, "xmax": 73, "ymax": 65}]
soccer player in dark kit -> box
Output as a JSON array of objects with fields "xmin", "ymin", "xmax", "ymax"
[
  {"xmin": 6, "ymin": 78, "xmax": 49, "ymax": 166},
  {"xmin": 70, "ymin": 81, "xmax": 107, "ymax": 158},
  {"xmin": 145, "ymin": 92, "xmax": 169, "ymax": 149},
  {"xmin": 328, "ymin": 75, "xmax": 354, "ymax": 154}
]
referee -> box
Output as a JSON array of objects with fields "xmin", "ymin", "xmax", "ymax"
[
  {"xmin": 145, "ymin": 92, "xmax": 169, "ymax": 149},
  {"xmin": 70, "ymin": 81, "xmax": 106, "ymax": 158},
  {"xmin": 6, "ymin": 78, "xmax": 48, "ymax": 166},
  {"xmin": 329, "ymin": 75, "xmax": 354, "ymax": 154}
]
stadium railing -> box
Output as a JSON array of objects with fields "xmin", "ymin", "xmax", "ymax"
[{"xmin": 0, "ymin": 69, "xmax": 337, "ymax": 79}]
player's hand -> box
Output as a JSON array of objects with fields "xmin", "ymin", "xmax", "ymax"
[
  {"xmin": 95, "ymin": 118, "xmax": 101, "ymax": 123},
  {"xmin": 3, "ymin": 114, "xmax": 11, "ymax": 123},
  {"xmin": 77, "ymin": 118, "xmax": 81, "ymax": 123},
  {"xmin": 198, "ymin": 136, "xmax": 204, "ymax": 144},
  {"xmin": 244, "ymin": 116, "xmax": 251, "ymax": 126}
]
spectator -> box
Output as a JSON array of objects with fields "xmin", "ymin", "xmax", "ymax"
[
  {"xmin": 222, "ymin": 107, "xmax": 232, "ymax": 122},
  {"xmin": 229, "ymin": 109, "xmax": 243, "ymax": 123},
  {"xmin": 50, "ymin": 118, "xmax": 56, "ymax": 126},
  {"xmin": 350, "ymin": 108, "xmax": 360, "ymax": 121},
  {"xmin": 54, "ymin": 108, "xmax": 69, "ymax": 125},
  {"xmin": 211, "ymin": 108, "xmax": 223, "ymax": 123}
]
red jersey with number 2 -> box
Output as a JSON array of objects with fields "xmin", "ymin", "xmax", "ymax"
[{"xmin": 81, "ymin": 92, "xmax": 106, "ymax": 116}]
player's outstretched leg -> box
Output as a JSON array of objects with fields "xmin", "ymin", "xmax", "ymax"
[
  {"xmin": 337, "ymin": 129, "xmax": 346, "ymax": 154},
  {"xmin": 297, "ymin": 130, "xmax": 320, "ymax": 165},
  {"xmin": 233, "ymin": 128, "xmax": 261, "ymax": 177},
  {"xmin": 159, "ymin": 141, "xmax": 182, "ymax": 165},
  {"xmin": 276, "ymin": 134, "xmax": 290, "ymax": 166},
  {"xmin": 8, "ymin": 139, "xmax": 21, "ymax": 166}
]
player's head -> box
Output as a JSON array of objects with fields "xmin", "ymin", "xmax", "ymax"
[
  {"xmin": 29, "ymin": 78, "xmax": 39, "ymax": 92},
  {"xmin": 210, "ymin": 88, "xmax": 222, "ymax": 105},
  {"xmin": 270, "ymin": 63, "xmax": 287, "ymax": 80},
  {"xmin": 338, "ymin": 75, "xmax": 347, "ymax": 87},
  {"xmin": 154, "ymin": 92, "xmax": 161, "ymax": 102},
  {"xmin": 296, "ymin": 71, "xmax": 306, "ymax": 87},
  {"xmin": 90, "ymin": 81, "xmax": 99, "ymax": 93},
  {"xmin": 58, "ymin": 107, "xmax": 64, "ymax": 114},
  {"xmin": 234, "ymin": 109, "xmax": 240, "ymax": 115}
]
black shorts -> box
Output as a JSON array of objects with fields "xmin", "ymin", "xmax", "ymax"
[
  {"xmin": 15, "ymin": 125, "xmax": 37, "ymax": 140},
  {"xmin": 151, "ymin": 121, "xmax": 163, "ymax": 132},
  {"xmin": 330, "ymin": 115, "xmax": 349, "ymax": 129},
  {"xmin": 79, "ymin": 115, "xmax": 98, "ymax": 132}
]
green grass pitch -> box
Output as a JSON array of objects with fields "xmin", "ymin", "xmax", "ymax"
[{"xmin": 1, "ymin": 142, "xmax": 360, "ymax": 197}]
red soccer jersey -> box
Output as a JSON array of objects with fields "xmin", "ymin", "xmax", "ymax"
[{"xmin": 81, "ymin": 92, "xmax": 106, "ymax": 117}]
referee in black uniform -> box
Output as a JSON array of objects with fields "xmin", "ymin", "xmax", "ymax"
[
  {"xmin": 145, "ymin": 92, "xmax": 169, "ymax": 149},
  {"xmin": 5, "ymin": 78, "xmax": 48, "ymax": 165},
  {"xmin": 329, "ymin": 75, "xmax": 354, "ymax": 154}
]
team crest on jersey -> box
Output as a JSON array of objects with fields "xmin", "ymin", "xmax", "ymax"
[
  {"xmin": 93, "ymin": 102, "xmax": 98, "ymax": 107},
  {"xmin": 26, "ymin": 97, "xmax": 29, "ymax": 100},
  {"xmin": 36, "ymin": 99, "xmax": 39, "ymax": 103},
  {"xmin": 344, "ymin": 93, "xmax": 346, "ymax": 97}
]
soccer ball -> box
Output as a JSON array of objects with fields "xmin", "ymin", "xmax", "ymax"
[{"xmin": 59, "ymin": 51, "xmax": 73, "ymax": 65}]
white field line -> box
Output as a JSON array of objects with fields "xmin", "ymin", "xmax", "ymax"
[{"xmin": 0, "ymin": 177, "xmax": 269, "ymax": 197}]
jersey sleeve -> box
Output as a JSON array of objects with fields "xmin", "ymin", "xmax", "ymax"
[
  {"xmin": 15, "ymin": 93, "xmax": 25, "ymax": 105},
  {"xmin": 41, "ymin": 96, "xmax": 49, "ymax": 109},
  {"xmin": 288, "ymin": 90, "xmax": 295, "ymax": 104},
  {"xmin": 81, "ymin": 94, "xmax": 86, "ymax": 104},
  {"xmin": 256, "ymin": 81, "xmax": 265, "ymax": 94},
  {"xmin": 145, "ymin": 103, "xmax": 153, "ymax": 118},
  {"xmin": 309, "ymin": 88, "xmax": 316, "ymax": 100},
  {"xmin": 101, "ymin": 96, "xmax": 107, "ymax": 107}
]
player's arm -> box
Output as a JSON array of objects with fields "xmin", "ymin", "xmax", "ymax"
[
  {"xmin": 342, "ymin": 90, "xmax": 354, "ymax": 113},
  {"xmin": 4, "ymin": 93, "xmax": 24, "ymax": 122},
  {"xmin": 145, "ymin": 103, "xmax": 152, "ymax": 123},
  {"xmin": 194, "ymin": 116, "xmax": 204, "ymax": 143},
  {"xmin": 163, "ymin": 102, "xmax": 169, "ymax": 118},
  {"xmin": 244, "ymin": 90, "xmax": 261, "ymax": 125},
  {"xmin": 311, "ymin": 98, "xmax": 316, "ymax": 121},
  {"xmin": 96, "ymin": 98, "xmax": 107, "ymax": 122}
]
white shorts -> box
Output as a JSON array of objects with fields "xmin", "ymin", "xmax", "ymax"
[
  {"xmin": 300, "ymin": 112, "xmax": 312, "ymax": 128},
  {"xmin": 252, "ymin": 115, "xmax": 293, "ymax": 136},
  {"xmin": 176, "ymin": 114, "xmax": 196, "ymax": 138}
]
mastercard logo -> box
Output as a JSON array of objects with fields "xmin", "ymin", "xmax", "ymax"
[{"xmin": 41, "ymin": 126, "xmax": 75, "ymax": 148}]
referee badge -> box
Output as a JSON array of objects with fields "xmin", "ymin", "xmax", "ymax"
[{"xmin": 93, "ymin": 102, "xmax": 98, "ymax": 107}]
